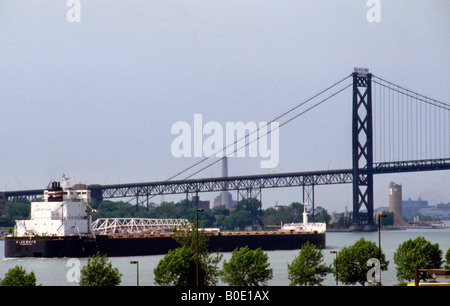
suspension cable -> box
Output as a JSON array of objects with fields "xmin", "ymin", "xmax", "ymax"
[
  {"xmin": 165, "ymin": 74, "xmax": 352, "ymax": 182},
  {"xmin": 372, "ymin": 75, "xmax": 450, "ymax": 111},
  {"xmin": 184, "ymin": 82, "xmax": 353, "ymax": 179}
]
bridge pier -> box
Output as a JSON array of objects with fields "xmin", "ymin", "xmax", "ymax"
[{"xmin": 89, "ymin": 186, "xmax": 104, "ymax": 206}]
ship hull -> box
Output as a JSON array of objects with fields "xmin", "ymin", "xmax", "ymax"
[{"xmin": 4, "ymin": 232, "xmax": 325, "ymax": 258}]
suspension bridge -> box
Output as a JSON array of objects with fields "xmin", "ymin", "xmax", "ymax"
[{"xmin": 2, "ymin": 68, "xmax": 449, "ymax": 231}]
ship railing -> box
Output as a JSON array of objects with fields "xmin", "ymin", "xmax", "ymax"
[
  {"xmin": 91, "ymin": 218, "xmax": 190, "ymax": 235},
  {"xmin": 14, "ymin": 220, "xmax": 40, "ymax": 236},
  {"xmin": 14, "ymin": 220, "xmax": 27, "ymax": 235}
]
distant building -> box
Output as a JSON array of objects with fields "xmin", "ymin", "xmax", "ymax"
[
  {"xmin": 437, "ymin": 202, "xmax": 450, "ymax": 208},
  {"xmin": 402, "ymin": 197, "xmax": 429, "ymax": 218},
  {"xmin": 419, "ymin": 202, "xmax": 450, "ymax": 220},
  {"xmin": 192, "ymin": 195, "xmax": 210, "ymax": 210},
  {"xmin": 213, "ymin": 192, "xmax": 237, "ymax": 209},
  {"xmin": 379, "ymin": 186, "xmax": 449, "ymax": 221}
]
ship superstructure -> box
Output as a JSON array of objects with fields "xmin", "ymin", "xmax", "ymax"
[
  {"xmin": 14, "ymin": 177, "xmax": 92, "ymax": 237},
  {"xmin": 278, "ymin": 204, "xmax": 326, "ymax": 234}
]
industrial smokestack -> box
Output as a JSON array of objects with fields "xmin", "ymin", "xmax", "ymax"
[
  {"xmin": 221, "ymin": 157, "xmax": 228, "ymax": 206},
  {"xmin": 222, "ymin": 156, "xmax": 228, "ymax": 178}
]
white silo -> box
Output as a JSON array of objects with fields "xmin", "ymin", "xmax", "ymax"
[{"xmin": 389, "ymin": 182, "xmax": 403, "ymax": 225}]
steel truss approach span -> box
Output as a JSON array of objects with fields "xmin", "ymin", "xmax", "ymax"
[
  {"xmin": 90, "ymin": 159, "xmax": 450, "ymax": 200},
  {"xmin": 93, "ymin": 169, "xmax": 355, "ymax": 199},
  {"xmin": 91, "ymin": 218, "xmax": 189, "ymax": 235},
  {"xmin": 3, "ymin": 158, "xmax": 450, "ymax": 203}
]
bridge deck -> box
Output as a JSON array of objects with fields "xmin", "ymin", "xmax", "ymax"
[{"xmin": 3, "ymin": 158, "xmax": 449, "ymax": 202}]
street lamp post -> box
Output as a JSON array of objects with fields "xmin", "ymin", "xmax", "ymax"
[
  {"xmin": 196, "ymin": 208, "xmax": 204, "ymax": 287},
  {"xmin": 378, "ymin": 214, "xmax": 387, "ymax": 285},
  {"xmin": 330, "ymin": 251, "xmax": 338, "ymax": 286},
  {"xmin": 130, "ymin": 261, "xmax": 139, "ymax": 286}
]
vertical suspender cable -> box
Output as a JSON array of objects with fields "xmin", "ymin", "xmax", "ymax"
[
  {"xmin": 388, "ymin": 84, "xmax": 391, "ymax": 161},
  {"xmin": 383, "ymin": 82, "xmax": 386, "ymax": 162},
  {"xmin": 397, "ymin": 85, "xmax": 400, "ymax": 161},
  {"xmin": 373, "ymin": 82, "xmax": 376, "ymax": 162},
  {"xmin": 406, "ymin": 88, "xmax": 410, "ymax": 160},
  {"xmin": 415, "ymin": 93, "xmax": 418, "ymax": 160}
]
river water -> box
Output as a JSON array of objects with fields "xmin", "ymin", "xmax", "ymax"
[{"xmin": 1, "ymin": 224, "xmax": 449, "ymax": 286}]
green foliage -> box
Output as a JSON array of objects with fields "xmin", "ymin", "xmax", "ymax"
[
  {"xmin": 0, "ymin": 265, "xmax": 38, "ymax": 286},
  {"xmin": 263, "ymin": 202, "xmax": 304, "ymax": 226},
  {"xmin": 173, "ymin": 218, "xmax": 209, "ymax": 251},
  {"xmin": 0, "ymin": 201, "xmax": 30, "ymax": 227},
  {"xmin": 393, "ymin": 236, "xmax": 442, "ymax": 282},
  {"xmin": 314, "ymin": 209, "xmax": 331, "ymax": 224},
  {"xmin": 235, "ymin": 198, "xmax": 263, "ymax": 226},
  {"xmin": 90, "ymin": 199, "xmax": 333, "ymax": 231},
  {"xmin": 219, "ymin": 198, "xmax": 265, "ymax": 230},
  {"xmin": 94, "ymin": 200, "xmax": 136, "ymax": 219},
  {"xmin": 445, "ymin": 248, "xmax": 450, "ymax": 270},
  {"xmin": 154, "ymin": 218, "xmax": 222, "ymax": 286},
  {"xmin": 154, "ymin": 246, "xmax": 198, "ymax": 286},
  {"xmin": 221, "ymin": 246, "xmax": 273, "ymax": 286},
  {"xmin": 222, "ymin": 210, "xmax": 252, "ymax": 230},
  {"xmin": 287, "ymin": 241, "xmax": 331, "ymax": 286},
  {"xmin": 154, "ymin": 246, "xmax": 221, "ymax": 286},
  {"xmin": 79, "ymin": 252, "xmax": 122, "ymax": 286},
  {"xmin": 334, "ymin": 238, "xmax": 389, "ymax": 286},
  {"xmin": 0, "ymin": 216, "xmax": 9, "ymax": 227}
]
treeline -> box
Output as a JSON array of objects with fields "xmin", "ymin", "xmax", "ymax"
[
  {"xmin": 0, "ymin": 198, "xmax": 332, "ymax": 230},
  {"xmin": 90, "ymin": 198, "xmax": 333, "ymax": 230},
  {"xmin": 0, "ymin": 201, "xmax": 30, "ymax": 228}
]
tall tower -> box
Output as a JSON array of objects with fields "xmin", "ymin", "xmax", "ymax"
[
  {"xmin": 351, "ymin": 68, "xmax": 375, "ymax": 231},
  {"xmin": 389, "ymin": 182, "xmax": 403, "ymax": 225},
  {"xmin": 221, "ymin": 157, "xmax": 229, "ymax": 207}
]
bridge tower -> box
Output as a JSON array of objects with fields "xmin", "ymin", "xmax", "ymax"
[{"xmin": 351, "ymin": 69, "xmax": 376, "ymax": 231}]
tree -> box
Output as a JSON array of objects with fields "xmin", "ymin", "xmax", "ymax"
[
  {"xmin": 0, "ymin": 266, "xmax": 38, "ymax": 286},
  {"xmin": 289, "ymin": 202, "xmax": 303, "ymax": 223},
  {"xmin": 154, "ymin": 218, "xmax": 222, "ymax": 286},
  {"xmin": 221, "ymin": 246, "xmax": 273, "ymax": 286},
  {"xmin": 1, "ymin": 201, "xmax": 30, "ymax": 227},
  {"xmin": 394, "ymin": 236, "xmax": 442, "ymax": 282},
  {"xmin": 314, "ymin": 209, "xmax": 330, "ymax": 224},
  {"xmin": 235, "ymin": 198, "xmax": 263, "ymax": 226},
  {"xmin": 334, "ymin": 237, "xmax": 389, "ymax": 286},
  {"xmin": 223, "ymin": 210, "xmax": 252, "ymax": 230},
  {"xmin": 154, "ymin": 246, "xmax": 200, "ymax": 286},
  {"xmin": 79, "ymin": 252, "xmax": 122, "ymax": 286},
  {"xmin": 262, "ymin": 202, "xmax": 304, "ymax": 226},
  {"xmin": 445, "ymin": 247, "xmax": 450, "ymax": 270},
  {"xmin": 287, "ymin": 241, "xmax": 331, "ymax": 286}
]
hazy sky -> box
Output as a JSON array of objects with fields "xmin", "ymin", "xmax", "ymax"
[{"xmin": 1, "ymin": 1, "xmax": 449, "ymax": 211}]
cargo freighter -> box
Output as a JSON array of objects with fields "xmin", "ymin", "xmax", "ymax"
[{"xmin": 4, "ymin": 178, "xmax": 326, "ymax": 257}]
